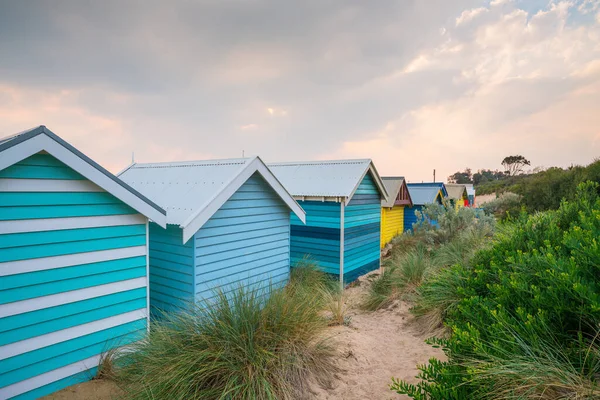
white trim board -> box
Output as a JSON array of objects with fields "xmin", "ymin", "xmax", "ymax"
[
  {"xmin": 0, "ymin": 309, "xmax": 147, "ymax": 360},
  {"xmin": 0, "ymin": 214, "xmax": 147, "ymax": 235},
  {"xmin": 181, "ymin": 156, "xmax": 306, "ymax": 243},
  {"xmin": 0, "ymin": 277, "xmax": 147, "ymax": 318},
  {"xmin": 0, "ymin": 133, "xmax": 166, "ymax": 227},
  {"xmin": 0, "ymin": 178, "xmax": 104, "ymax": 192},
  {"xmin": 0, "ymin": 246, "xmax": 146, "ymax": 276}
]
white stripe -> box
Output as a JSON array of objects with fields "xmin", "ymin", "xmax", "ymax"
[
  {"xmin": 0, "ymin": 178, "xmax": 103, "ymax": 192},
  {"xmin": 0, "ymin": 214, "xmax": 147, "ymax": 235},
  {"xmin": 0, "ymin": 354, "xmax": 101, "ymax": 399},
  {"xmin": 0, "ymin": 309, "xmax": 147, "ymax": 360},
  {"xmin": 145, "ymin": 221, "xmax": 150, "ymax": 330},
  {"xmin": 0, "ymin": 277, "xmax": 146, "ymax": 318},
  {"xmin": 0, "ymin": 246, "xmax": 146, "ymax": 276}
]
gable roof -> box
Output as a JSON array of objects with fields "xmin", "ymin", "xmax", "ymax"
[
  {"xmin": 119, "ymin": 156, "xmax": 306, "ymax": 243},
  {"xmin": 381, "ymin": 177, "xmax": 413, "ymax": 208},
  {"xmin": 406, "ymin": 182, "xmax": 448, "ymax": 198},
  {"xmin": 445, "ymin": 184, "xmax": 468, "ymax": 200},
  {"xmin": 0, "ymin": 125, "xmax": 167, "ymax": 227},
  {"xmin": 464, "ymin": 183, "xmax": 476, "ymax": 197},
  {"xmin": 406, "ymin": 184, "xmax": 444, "ymax": 206},
  {"xmin": 267, "ymin": 159, "xmax": 388, "ymax": 202}
]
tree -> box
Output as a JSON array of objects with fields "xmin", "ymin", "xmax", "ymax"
[
  {"xmin": 448, "ymin": 168, "xmax": 472, "ymax": 184},
  {"xmin": 473, "ymin": 169, "xmax": 505, "ymax": 185},
  {"xmin": 501, "ymin": 155, "xmax": 531, "ymax": 176}
]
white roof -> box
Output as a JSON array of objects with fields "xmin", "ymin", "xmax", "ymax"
[
  {"xmin": 119, "ymin": 156, "xmax": 305, "ymax": 242},
  {"xmin": 0, "ymin": 126, "xmax": 167, "ymax": 227},
  {"xmin": 267, "ymin": 159, "xmax": 388, "ymax": 201}
]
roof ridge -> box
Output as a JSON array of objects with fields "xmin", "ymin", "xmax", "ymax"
[
  {"xmin": 132, "ymin": 158, "xmax": 251, "ymax": 168},
  {"xmin": 268, "ymin": 158, "xmax": 371, "ymax": 167}
]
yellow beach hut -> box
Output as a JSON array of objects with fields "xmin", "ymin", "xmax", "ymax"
[
  {"xmin": 380, "ymin": 177, "xmax": 412, "ymax": 248},
  {"xmin": 445, "ymin": 184, "xmax": 468, "ymax": 210}
]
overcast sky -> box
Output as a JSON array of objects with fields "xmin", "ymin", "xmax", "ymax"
[{"xmin": 1, "ymin": 0, "xmax": 599, "ymax": 182}]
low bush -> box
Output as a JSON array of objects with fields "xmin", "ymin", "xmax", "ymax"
[
  {"xmin": 117, "ymin": 266, "xmax": 337, "ymax": 400},
  {"xmin": 393, "ymin": 182, "xmax": 600, "ymax": 399}
]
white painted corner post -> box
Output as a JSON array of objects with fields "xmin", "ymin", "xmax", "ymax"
[
  {"xmin": 339, "ymin": 198, "xmax": 345, "ymax": 290},
  {"xmin": 145, "ymin": 220, "xmax": 150, "ymax": 331}
]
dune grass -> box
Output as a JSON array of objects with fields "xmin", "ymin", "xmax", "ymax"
[{"xmin": 116, "ymin": 265, "xmax": 338, "ymax": 400}]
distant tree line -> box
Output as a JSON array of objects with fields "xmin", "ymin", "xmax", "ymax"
[{"xmin": 448, "ymin": 155, "xmax": 600, "ymax": 212}]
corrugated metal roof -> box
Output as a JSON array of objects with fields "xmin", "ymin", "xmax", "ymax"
[
  {"xmin": 267, "ymin": 159, "xmax": 387, "ymax": 200},
  {"xmin": 406, "ymin": 182, "xmax": 448, "ymax": 197},
  {"xmin": 445, "ymin": 184, "xmax": 468, "ymax": 200},
  {"xmin": 381, "ymin": 177, "xmax": 405, "ymax": 207},
  {"xmin": 119, "ymin": 157, "xmax": 306, "ymax": 242},
  {"xmin": 464, "ymin": 183, "xmax": 476, "ymax": 197},
  {"xmin": 119, "ymin": 158, "xmax": 253, "ymax": 226},
  {"xmin": 406, "ymin": 185, "xmax": 442, "ymax": 205}
]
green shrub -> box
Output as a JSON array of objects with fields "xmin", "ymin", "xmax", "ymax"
[
  {"xmin": 117, "ymin": 277, "xmax": 337, "ymax": 400},
  {"xmin": 393, "ymin": 182, "xmax": 600, "ymax": 399}
]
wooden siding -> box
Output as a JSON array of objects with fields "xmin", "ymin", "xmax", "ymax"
[
  {"xmin": 194, "ymin": 173, "xmax": 291, "ymax": 301},
  {"xmin": 344, "ymin": 173, "xmax": 381, "ymax": 283},
  {"xmin": 0, "ymin": 153, "xmax": 148, "ymax": 400},
  {"xmin": 381, "ymin": 206, "xmax": 404, "ymax": 248},
  {"xmin": 148, "ymin": 224, "xmax": 194, "ymax": 313},
  {"xmin": 290, "ymin": 201, "xmax": 341, "ymax": 275},
  {"xmin": 404, "ymin": 205, "xmax": 421, "ymax": 232}
]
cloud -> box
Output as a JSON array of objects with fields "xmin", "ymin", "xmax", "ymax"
[{"xmin": 0, "ymin": 0, "xmax": 598, "ymax": 182}]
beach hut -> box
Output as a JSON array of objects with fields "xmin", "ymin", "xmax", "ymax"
[
  {"xmin": 118, "ymin": 157, "xmax": 305, "ymax": 313},
  {"xmin": 464, "ymin": 184, "xmax": 476, "ymax": 207},
  {"xmin": 268, "ymin": 159, "xmax": 388, "ymax": 285},
  {"xmin": 0, "ymin": 126, "xmax": 166, "ymax": 400},
  {"xmin": 404, "ymin": 183, "xmax": 446, "ymax": 231},
  {"xmin": 380, "ymin": 177, "xmax": 412, "ymax": 248},
  {"xmin": 445, "ymin": 184, "xmax": 468, "ymax": 209}
]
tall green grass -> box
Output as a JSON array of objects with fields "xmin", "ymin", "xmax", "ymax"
[{"xmin": 117, "ymin": 267, "xmax": 338, "ymax": 400}]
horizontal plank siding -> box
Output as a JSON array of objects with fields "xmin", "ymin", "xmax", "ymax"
[
  {"xmin": 290, "ymin": 200, "xmax": 341, "ymax": 275},
  {"xmin": 404, "ymin": 205, "xmax": 421, "ymax": 232},
  {"xmin": 381, "ymin": 206, "xmax": 404, "ymax": 248},
  {"xmin": 195, "ymin": 173, "xmax": 291, "ymax": 301},
  {"xmin": 344, "ymin": 173, "xmax": 381, "ymax": 283},
  {"xmin": 0, "ymin": 153, "xmax": 149, "ymax": 400},
  {"xmin": 148, "ymin": 224, "xmax": 194, "ymax": 313}
]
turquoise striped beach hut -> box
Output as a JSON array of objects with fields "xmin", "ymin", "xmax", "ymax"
[
  {"xmin": 119, "ymin": 157, "xmax": 305, "ymax": 313},
  {"xmin": 268, "ymin": 159, "xmax": 388, "ymax": 285},
  {"xmin": 0, "ymin": 126, "xmax": 166, "ymax": 400}
]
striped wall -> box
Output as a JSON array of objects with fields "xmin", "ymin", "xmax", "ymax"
[
  {"xmin": 0, "ymin": 153, "xmax": 149, "ymax": 400},
  {"xmin": 381, "ymin": 206, "xmax": 404, "ymax": 248},
  {"xmin": 290, "ymin": 201, "xmax": 341, "ymax": 275},
  {"xmin": 194, "ymin": 173, "xmax": 291, "ymax": 301},
  {"xmin": 344, "ymin": 173, "xmax": 381, "ymax": 283}
]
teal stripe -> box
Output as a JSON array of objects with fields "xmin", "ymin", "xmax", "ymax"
[
  {"xmin": 0, "ymin": 165, "xmax": 85, "ymax": 180},
  {"xmin": 0, "ymin": 290, "xmax": 146, "ymax": 346},
  {"xmin": 0, "ymin": 256, "xmax": 147, "ymax": 290},
  {"xmin": 0, "ymin": 204, "xmax": 137, "ymax": 221},
  {"xmin": 11, "ymin": 366, "xmax": 98, "ymax": 400},
  {"xmin": 0, "ymin": 326, "xmax": 146, "ymax": 388},
  {"xmin": 0, "ymin": 266, "xmax": 146, "ymax": 304},
  {"xmin": 0, "ymin": 224, "xmax": 145, "ymax": 249},
  {"xmin": 0, "ymin": 235, "xmax": 145, "ymax": 262},
  {"xmin": 0, "ymin": 192, "xmax": 122, "ymax": 207},
  {"xmin": 0, "ymin": 319, "xmax": 146, "ymax": 376},
  {"xmin": 10, "ymin": 154, "xmax": 69, "ymax": 168}
]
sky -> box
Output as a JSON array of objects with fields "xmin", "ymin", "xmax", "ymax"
[{"xmin": 0, "ymin": 0, "xmax": 599, "ymax": 182}]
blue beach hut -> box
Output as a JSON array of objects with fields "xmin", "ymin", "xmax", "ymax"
[
  {"xmin": 0, "ymin": 126, "xmax": 166, "ymax": 400},
  {"xmin": 119, "ymin": 157, "xmax": 305, "ymax": 313},
  {"xmin": 268, "ymin": 159, "xmax": 388, "ymax": 285},
  {"xmin": 404, "ymin": 182, "xmax": 447, "ymax": 231}
]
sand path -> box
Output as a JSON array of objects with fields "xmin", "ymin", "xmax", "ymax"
[{"xmin": 311, "ymin": 273, "xmax": 445, "ymax": 400}]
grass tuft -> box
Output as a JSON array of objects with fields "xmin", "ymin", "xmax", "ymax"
[{"xmin": 117, "ymin": 270, "xmax": 338, "ymax": 400}]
